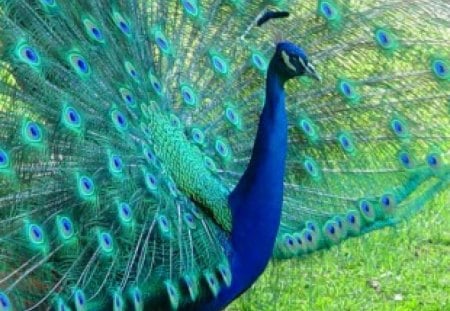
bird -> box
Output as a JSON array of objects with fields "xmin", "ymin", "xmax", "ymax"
[{"xmin": 0, "ymin": 0, "xmax": 448, "ymax": 310}]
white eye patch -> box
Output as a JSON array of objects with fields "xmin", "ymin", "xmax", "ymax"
[
  {"xmin": 299, "ymin": 57, "xmax": 320, "ymax": 76},
  {"xmin": 298, "ymin": 56, "xmax": 307, "ymax": 69},
  {"xmin": 281, "ymin": 51, "xmax": 296, "ymax": 72},
  {"xmin": 306, "ymin": 62, "xmax": 316, "ymax": 74},
  {"xmin": 304, "ymin": 60, "xmax": 322, "ymax": 81}
]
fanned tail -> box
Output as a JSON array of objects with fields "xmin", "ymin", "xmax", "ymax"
[
  {"xmin": 0, "ymin": 0, "xmax": 449, "ymax": 309},
  {"xmin": 270, "ymin": 0, "xmax": 450, "ymax": 258},
  {"xmin": 0, "ymin": 0, "xmax": 245, "ymax": 309}
]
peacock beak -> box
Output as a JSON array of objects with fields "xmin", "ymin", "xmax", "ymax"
[{"xmin": 305, "ymin": 62, "xmax": 322, "ymax": 82}]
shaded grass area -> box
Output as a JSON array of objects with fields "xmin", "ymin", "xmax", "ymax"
[{"xmin": 228, "ymin": 189, "xmax": 449, "ymax": 311}]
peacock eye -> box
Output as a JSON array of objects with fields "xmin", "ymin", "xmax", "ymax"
[
  {"xmin": 40, "ymin": 0, "xmax": 56, "ymax": 8},
  {"xmin": 182, "ymin": 0, "xmax": 199, "ymax": 16},
  {"xmin": 16, "ymin": 42, "xmax": 41, "ymax": 67},
  {"xmin": 319, "ymin": 1, "xmax": 338, "ymax": 20},
  {"xmin": 0, "ymin": 149, "xmax": 9, "ymax": 169},
  {"xmin": 109, "ymin": 154, "xmax": 123, "ymax": 173},
  {"xmin": 114, "ymin": 293, "xmax": 123, "ymax": 308},
  {"xmin": 211, "ymin": 55, "xmax": 228, "ymax": 74},
  {"xmin": 154, "ymin": 30, "xmax": 171, "ymax": 54},
  {"xmin": 432, "ymin": 59, "xmax": 448, "ymax": 79},
  {"xmin": 23, "ymin": 121, "xmax": 43, "ymax": 143},
  {"xmin": 113, "ymin": 12, "xmax": 132, "ymax": 36},
  {"xmin": 348, "ymin": 215, "xmax": 355, "ymax": 223},
  {"xmin": 146, "ymin": 173, "xmax": 158, "ymax": 190},
  {"xmin": 120, "ymin": 88, "xmax": 135, "ymax": 107},
  {"xmin": 68, "ymin": 52, "xmax": 90, "ymax": 77},
  {"xmin": 83, "ymin": 18, "xmax": 104, "ymax": 43},
  {"xmin": 111, "ymin": 110, "xmax": 128, "ymax": 131},
  {"xmin": 57, "ymin": 216, "xmax": 74, "ymax": 239},
  {"xmin": 252, "ymin": 52, "xmax": 267, "ymax": 71},
  {"xmin": 181, "ymin": 85, "xmax": 197, "ymax": 106},
  {"xmin": 149, "ymin": 72, "xmax": 163, "ymax": 95},
  {"xmin": 134, "ymin": 290, "xmax": 141, "ymax": 303},
  {"xmin": 75, "ymin": 290, "xmax": 85, "ymax": 307},
  {"xmin": 29, "ymin": 224, "xmax": 44, "ymax": 243},
  {"xmin": 63, "ymin": 106, "xmax": 82, "ymax": 130},
  {"xmin": 98, "ymin": 232, "xmax": 114, "ymax": 253},
  {"xmin": 399, "ymin": 151, "xmax": 413, "ymax": 168},
  {"xmin": 426, "ymin": 153, "xmax": 441, "ymax": 169}
]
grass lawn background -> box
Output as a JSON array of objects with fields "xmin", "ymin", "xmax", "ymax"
[{"xmin": 228, "ymin": 188, "xmax": 449, "ymax": 311}]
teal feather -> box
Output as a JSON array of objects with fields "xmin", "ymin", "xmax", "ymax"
[{"xmin": 0, "ymin": 0, "xmax": 449, "ymax": 310}]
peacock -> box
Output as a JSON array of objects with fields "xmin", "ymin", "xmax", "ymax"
[{"xmin": 0, "ymin": 0, "xmax": 448, "ymax": 310}]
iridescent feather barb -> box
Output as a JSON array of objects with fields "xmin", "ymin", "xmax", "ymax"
[{"xmin": 0, "ymin": 0, "xmax": 449, "ymax": 310}]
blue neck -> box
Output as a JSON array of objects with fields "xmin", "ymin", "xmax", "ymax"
[{"xmin": 197, "ymin": 62, "xmax": 288, "ymax": 310}]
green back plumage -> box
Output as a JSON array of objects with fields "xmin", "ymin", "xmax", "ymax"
[{"xmin": 0, "ymin": 0, "xmax": 448, "ymax": 309}]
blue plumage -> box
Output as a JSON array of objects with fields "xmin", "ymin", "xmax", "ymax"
[{"xmin": 196, "ymin": 42, "xmax": 320, "ymax": 310}]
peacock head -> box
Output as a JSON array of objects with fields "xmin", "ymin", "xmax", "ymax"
[{"xmin": 271, "ymin": 41, "xmax": 321, "ymax": 82}]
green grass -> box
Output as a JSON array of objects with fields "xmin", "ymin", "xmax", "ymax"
[{"xmin": 228, "ymin": 189, "xmax": 450, "ymax": 311}]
